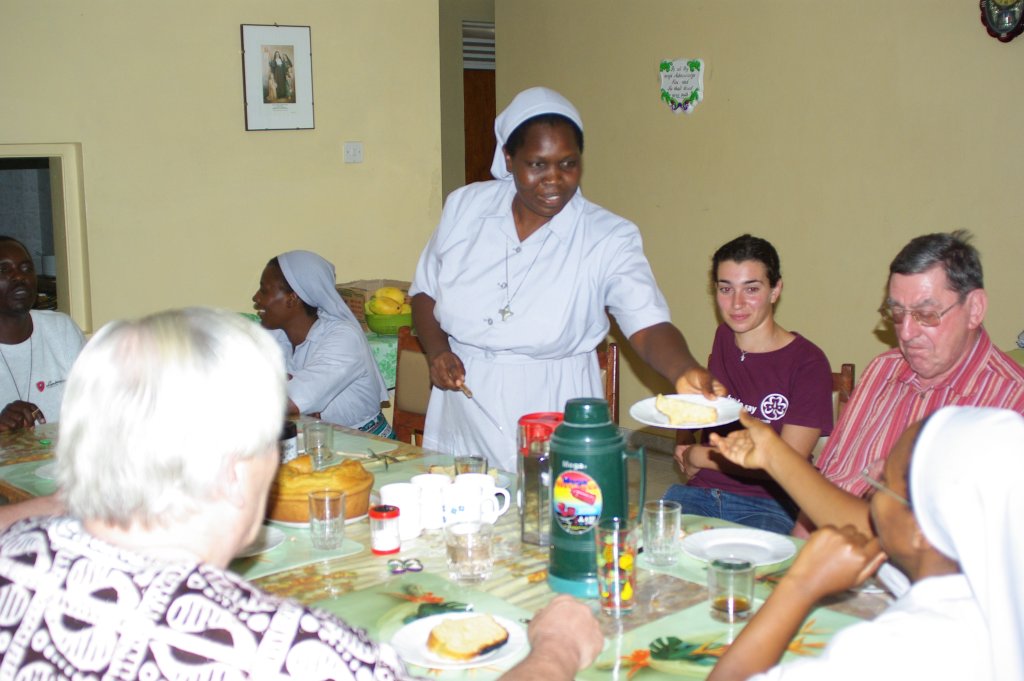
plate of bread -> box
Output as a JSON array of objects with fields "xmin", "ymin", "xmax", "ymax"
[
  {"xmin": 391, "ymin": 612, "xmax": 526, "ymax": 670},
  {"xmin": 630, "ymin": 394, "xmax": 743, "ymax": 429},
  {"xmin": 425, "ymin": 465, "xmax": 513, "ymax": 489}
]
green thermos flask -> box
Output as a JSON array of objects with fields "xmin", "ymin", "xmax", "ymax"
[{"xmin": 547, "ymin": 397, "xmax": 646, "ymax": 597}]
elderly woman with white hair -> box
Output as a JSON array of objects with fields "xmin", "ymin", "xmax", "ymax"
[
  {"xmin": 253, "ymin": 249, "xmax": 393, "ymax": 436},
  {"xmin": 411, "ymin": 86, "xmax": 724, "ymax": 470},
  {"xmin": 0, "ymin": 307, "xmax": 603, "ymax": 679},
  {"xmin": 707, "ymin": 405, "xmax": 1024, "ymax": 681}
]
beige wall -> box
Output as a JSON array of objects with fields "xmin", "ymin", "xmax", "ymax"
[
  {"xmin": 497, "ymin": 0, "xmax": 1024, "ymax": 431},
  {"xmin": 2, "ymin": 1, "xmax": 442, "ymax": 333}
]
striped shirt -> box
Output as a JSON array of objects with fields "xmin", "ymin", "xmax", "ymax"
[{"xmin": 817, "ymin": 328, "xmax": 1024, "ymax": 496}]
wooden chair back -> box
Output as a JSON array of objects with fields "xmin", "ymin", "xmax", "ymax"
[
  {"xmin": 832, "ymin": 362, "xmax": 855, "ymax": 419},
  {"xmin": 393, "ymin": 326, "xmax": 432, "ymax": 445},
  {"xmin": 597, "ymin": 342, "xmax": 620, "ymax": 423}
]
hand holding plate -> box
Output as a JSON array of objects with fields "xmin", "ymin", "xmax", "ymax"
[{"xmin": 675, "ymin": 366, "xmax": 728, "ymax": 400}]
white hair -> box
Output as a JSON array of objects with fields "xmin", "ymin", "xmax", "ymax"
[{"xmin": 57, "ymin": 307, "xmax": 287, "ymax": 527}]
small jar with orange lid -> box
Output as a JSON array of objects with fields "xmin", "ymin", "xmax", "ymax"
[{"xmin": 369, "ymin": 504, "xmax": 401, "ymax": 555}]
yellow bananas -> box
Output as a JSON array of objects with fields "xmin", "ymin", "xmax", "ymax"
[
  {"xmin": 368, "ymin": 296, "xmax": 402, "ymax": 315},
  {"xmin": 375, "ymin": 287, "xmax": 406, "ymax": 306}
]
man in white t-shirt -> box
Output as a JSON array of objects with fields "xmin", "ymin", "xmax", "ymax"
[{"xmin": 0, "ymin": 236, "xmax": 84, "ymax": 431}]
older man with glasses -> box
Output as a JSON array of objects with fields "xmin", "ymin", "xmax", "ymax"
[
  {"xmin": 813, "ymin": 229, "xmax": 1024, "ymax": 499},
  {"xmin": 705, "ymin": 231, "xmax": 1024, "ymax": 556}
]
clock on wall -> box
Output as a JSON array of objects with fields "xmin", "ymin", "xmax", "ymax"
[{"xmin": 981, "ymin": 0, "xmax": 1024, "ymax": 42}]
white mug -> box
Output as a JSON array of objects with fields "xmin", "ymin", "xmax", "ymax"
[
  {"xmin": 443, "ymin": 484, "xmax": 502, "ymax": 525},
  {"xmin": 379, "ymin": 482, "xmax": 422, "ymax": 540},
  {"xmin": 454, "ymin": 473, "xmax": 511, "ymax": 518},
  {"xmin": 410, "ymin": 473, "xmax": 451, "ymax": 531}
]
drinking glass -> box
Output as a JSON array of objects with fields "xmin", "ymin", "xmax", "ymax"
[
  {"xmin": 595, "ymin": 516, "xmax": 637, "ymax": 617},
  {"xmin": 308, "ymin": 489, "xmax": 346, "ymax": 550},
  {"xmin": 454, "ymin": 454, "xmax": 488, "ymax": 475},
  {"xmin": 708, "ymin": 557, "xmax": 755, "ymax": 622},
  {"xmin": 444, "ymin": 520, "xmax": 493, "ymax": 582},
  {"xmin": 305, "ymin": 421, "xmax": 334, "ymax": 470},
  {"xmin": 642, "ymin": 499, "xmax": 682, "ymax": 566}
]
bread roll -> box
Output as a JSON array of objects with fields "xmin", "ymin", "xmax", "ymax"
[
  {"xmin": 655, "ymin": 394, "xmax": 718, "ymax": 425},
  {"xmin": 426, "ymin": 615, "xmax": 509, "ymax": 661},
  {"xmin": 267, "ymin": 455, "xmax": 374, "ymax": 522}
]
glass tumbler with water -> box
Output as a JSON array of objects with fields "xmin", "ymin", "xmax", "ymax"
[{"xmin": 308, "ymin": 489, "xmax": 346, "ymax": 550}]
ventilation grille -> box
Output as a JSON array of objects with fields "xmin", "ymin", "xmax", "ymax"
[{"xmin": 462, "ymin": 20, "xmax": 495, "ymax": 71}]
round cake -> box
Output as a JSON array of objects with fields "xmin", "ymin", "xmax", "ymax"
[{"xmin": 267, "ymin": 454, "xmax": 374, "ymax": 522}]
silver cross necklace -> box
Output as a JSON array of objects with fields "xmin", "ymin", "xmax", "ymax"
[
  {"xmin": 0, "ymin": 335, "xmax": 33, "ymax": 401},
  {"xmin": 499, "ymin": 231, "xmax": 552, "ymax": 322}
]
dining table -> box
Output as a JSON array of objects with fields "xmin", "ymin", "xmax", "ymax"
[{"xmin": 0, "ymin": 420, "xmax": 892, "ymax": 680}]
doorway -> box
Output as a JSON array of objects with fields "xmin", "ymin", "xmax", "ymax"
[
  {"xmin": 0, "ymin": 158, "xmax": 58, "ymax": 309},
  {"xmin": 0, "ymin": 144, "xmax": 92, "ymax": 334},
  {"xmin": 461, "ymin": 20, "xmax": 496, "ymax": 185}
]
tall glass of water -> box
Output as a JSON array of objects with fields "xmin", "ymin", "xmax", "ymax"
[{"xmin": 308, "ymin": 489, "xmax": 346, "ymax": 550}]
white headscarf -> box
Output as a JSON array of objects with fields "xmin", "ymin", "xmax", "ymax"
[
  {"xmin": 276, "ymin": 250, "xmax": 388, "ymax": 403},
  {"xmin": 489, "ymin": 86, "xmax": 583, "ymax": 180},
  {"xmin": 910, "ymin": 406, "xmax": 1024, "ymax": 681},
  {"xmin": 277, "ymin": 250, "xmax": 358, "ymax": 325}
]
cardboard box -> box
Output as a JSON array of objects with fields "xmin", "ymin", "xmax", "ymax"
[{"xmin": 336, "ymin": 279, "xmax": 411, "ymax": 331}]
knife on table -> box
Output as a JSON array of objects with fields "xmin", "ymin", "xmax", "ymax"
[{"xmin": 460, "ymin": 384, "xmax": 504, "ymax": 433}]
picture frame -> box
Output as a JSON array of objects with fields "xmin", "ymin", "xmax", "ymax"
[{"xmin": 240, "ymin": 24, "xmax": 314, "ymax": 130}]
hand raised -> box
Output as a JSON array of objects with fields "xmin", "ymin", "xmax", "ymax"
[
  {"xmin": 785, "ymin": 525, "xmax": 887, "ymax": 599},
  {"xmin": 708, "ymin": 409, "xmax": 775, "ymax": 470}
]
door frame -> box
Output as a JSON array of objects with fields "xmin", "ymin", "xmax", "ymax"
[{"xmin": 0, "ymin": 143, "xmax": 92, "ymax": 334}]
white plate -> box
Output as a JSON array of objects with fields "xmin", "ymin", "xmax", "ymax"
[
  {"xmin": 236, "ymin": 526, "xmax": 286, "ymax": 558},
  {"xmin": 35, "ymin": 462, "xmax": 57, "ymax": 480},
  {"xmin": 267, "ymin": 512, "xmax": 368, "ymax": 529},
  {"xmin": 681, "ymin": 527, "xmax": 796, "ymax": 566},
  {"xmin": 390, "ymin": 613, "xmax": 526, "ymax": 671},
  {"xmin": 495, "ymin": 471, "xmax": 514, "ymax": 489},
  {"xmin": 629, "ymin": 395, "xmax": 743, "ymax": 429}
]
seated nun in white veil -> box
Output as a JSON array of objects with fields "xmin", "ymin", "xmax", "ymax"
[
  {"xmin": 252, "ymin": 250, "xmax": 392, "ymax": 436},
  {"xmin": 708, "ymin": 405, "xmax": 1023, "ymax": 681}
]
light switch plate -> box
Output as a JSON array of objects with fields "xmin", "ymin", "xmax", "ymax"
[{"xmin": 343, "ymin": 141, "xmax": 364, "ymax": 164}]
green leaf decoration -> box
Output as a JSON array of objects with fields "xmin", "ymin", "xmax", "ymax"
[
  {"xmin": 649, "ymin": 637, "xmax": 721, "ymax": 666},
  {"xmin": 402, "ymin": 601, "xmax": 473, "ymax": 624},
  {"xmin": 687, "ymin": 60, "xmax": 701, "ymax": 72},
  {"xmin": 660, "ymin": 61, "xmax": 672, "ymax": 72}
]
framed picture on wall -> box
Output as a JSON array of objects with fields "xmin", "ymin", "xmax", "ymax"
[{"xmin": 240, "ymin": 24, "xmax": 314, "ymax": 130}]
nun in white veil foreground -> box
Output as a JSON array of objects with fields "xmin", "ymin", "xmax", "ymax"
[
  {"xmin": 252, "ymin": 250, "xmax": 392, "ymax": 436},
  {"xmin": 707, "ymin": 405, "xmax": 1022, "ymax": 681}
]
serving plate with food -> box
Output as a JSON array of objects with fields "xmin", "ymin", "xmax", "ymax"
[
  {"xmin": 426, "ymin": 465, "xmax": 514, "ymax": 489},
  {"xmin": 629, "ymin": 394, "xmax": 743, "ymax": 429},
  {"xmin": 266, "ymin": 454, "xmax": 373, "ymax": 524},
  {"xmin": 390, "ymin": 613, "xmax": 526, "ymax": 670}
]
